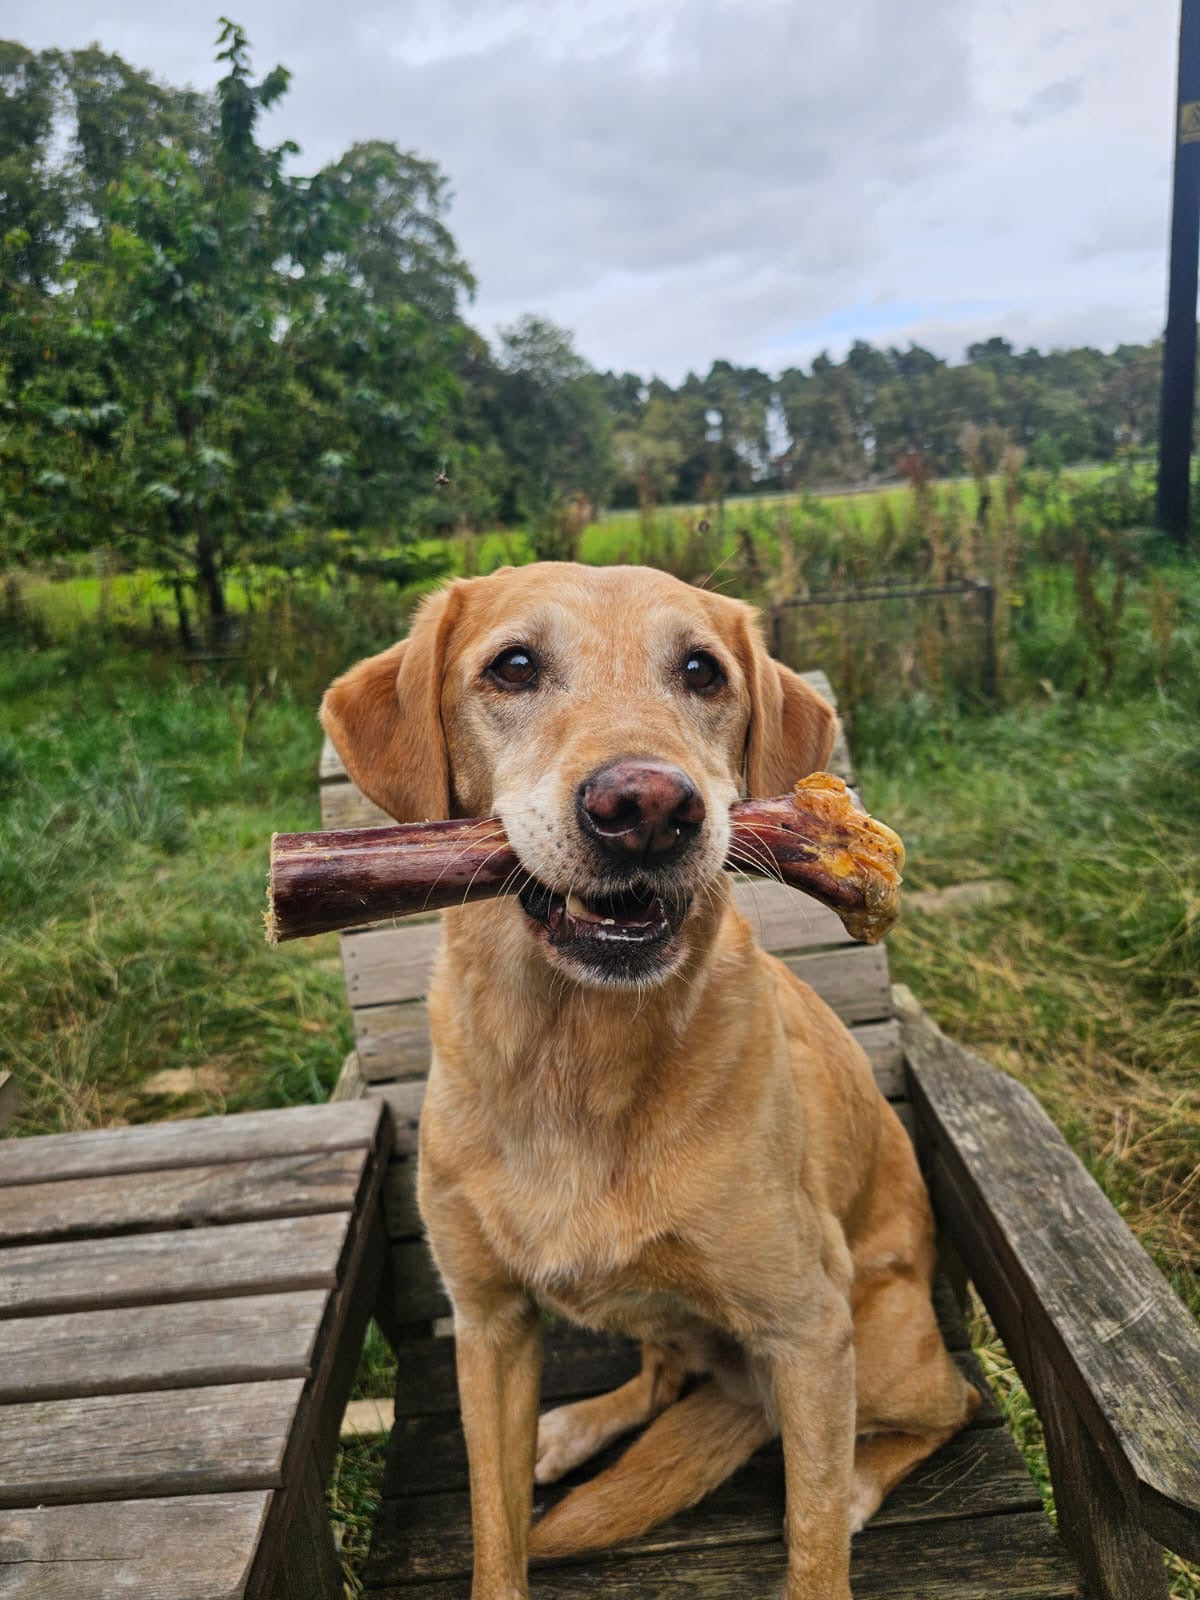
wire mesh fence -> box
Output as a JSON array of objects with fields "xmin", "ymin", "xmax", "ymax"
[{"xmin": 767, "ymin": 577, "xmax": 997, "ymax": 713}]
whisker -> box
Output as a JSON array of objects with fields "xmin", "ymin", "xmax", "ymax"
[
  {"xmin": 415, "ymin": 827, "xmax": 509, "ymax": 911},
  {"xmin": 726, "ymin": 838, "xmax": 786, "ymax": 888},
  {"xmin": 454, "ymin": 843, "xmax": 518, "ymax": 910}
]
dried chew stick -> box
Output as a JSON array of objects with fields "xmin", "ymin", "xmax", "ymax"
[{"xmin": 266, "ymin": 773, "xmax": 904, "ymax": 946}]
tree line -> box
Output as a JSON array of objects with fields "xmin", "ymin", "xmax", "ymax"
[{"xmin": 0, "ymin": 28, "xmax": 1164, "ymax": 634}]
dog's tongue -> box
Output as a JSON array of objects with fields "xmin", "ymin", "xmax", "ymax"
[{"xmin": 564, "ymin": 886, "xmax": 662, "ymax": 927}]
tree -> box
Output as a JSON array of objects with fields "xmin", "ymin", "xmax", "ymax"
[
  {"xmin": 490, "ymin": 314, "xmax": 611, "ymax": 526},
  {"xmin": 611, "ymin": 389, "xmax": 685, "ymax": 509},
  {"xmin": 319, "ymin": 139, "xmax": 475, "ymax": 323},
  {"xmin": 0, "ymin": 25, "xmax": 468, "ymax": 633}
]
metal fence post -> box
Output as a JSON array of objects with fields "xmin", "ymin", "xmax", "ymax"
[
  {"xmin": 769, "ymin": 602, "xmax": 785, "ymax": 661},
  {"xmin": 978, "ymin": 580, "xmax": 997, "ymax": 702}
]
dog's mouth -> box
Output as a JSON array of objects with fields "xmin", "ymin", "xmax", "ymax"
[{"xmin": 518, "ymin": 877, "xmax": 691, "ymax": 981}]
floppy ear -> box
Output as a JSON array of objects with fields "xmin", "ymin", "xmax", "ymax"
[
  {"xmin": 742, "ymin": 624, "xmax": 838, "ymax": 798},
  {"xmin": 319, "ymin": 585, "xmax": 461, "ymax": 823}
]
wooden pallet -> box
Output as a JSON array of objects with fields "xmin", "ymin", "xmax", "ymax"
[{"xmin": 0, "ymin": 1099, "xmax": 393, "ymax": 1600}]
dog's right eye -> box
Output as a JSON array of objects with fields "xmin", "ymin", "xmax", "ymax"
[{"xmin": 486, "ymin": 646, "xmax": 540, "ymax": 689}]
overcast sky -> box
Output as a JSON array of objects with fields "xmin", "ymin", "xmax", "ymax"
[{"xmin": 5, "ymin": 0, "xmax": 1179, "ymax": 381}]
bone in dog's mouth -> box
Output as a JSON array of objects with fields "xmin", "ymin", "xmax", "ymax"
[{"xmin": 518, "ymin": 876, "xmax": 692, "ymax": 968}]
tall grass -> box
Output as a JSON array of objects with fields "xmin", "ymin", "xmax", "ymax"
[{"xmin": 0, "ymin": 641, "xmax": 352, "ymax": 1132}]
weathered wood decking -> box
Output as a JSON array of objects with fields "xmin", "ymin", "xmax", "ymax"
[
  {"xmin": 357, "ymin": 1293, "xmax": 1081, "ymax": 1599},
  {"xmin": 0, "ymin": 1098, "xmax": 393, "ymax": 1600}
]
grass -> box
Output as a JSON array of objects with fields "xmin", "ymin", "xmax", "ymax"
[
  {"xmin": 2, "ymin": 476, "xmax": 1196, "ymax": 1591},
  {"xmin": 857, "ymin": 688, "xmax": 1200, "ymax": 1290},
  {"xmin": 0, "ymin": 643, "xmax": 352, "ymax": 1132},
  {"xmin": 10, "ymin": 470, "xmax": 1019, "ymax": 634},
  {"xmin": 856, "ymin": 666, "xmax": 1200, "ymax": 1598}
]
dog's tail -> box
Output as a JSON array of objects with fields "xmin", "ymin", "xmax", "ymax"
[{"xmin": 528, "ymin": 1381, "xmax": 771, "ymax": 1560}]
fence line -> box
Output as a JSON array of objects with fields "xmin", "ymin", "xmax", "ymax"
[{"xmin": 768, "ymin": 576, "xmax": 997, "ymax": 702}]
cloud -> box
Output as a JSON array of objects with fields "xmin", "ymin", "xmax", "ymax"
[
  {"xmin": 7, "ymin": 0, "xmax": 1178, "ymax": 380},
  {"xmin": 1012, "ymin": 75, "xmax": 1085, "ymax": 127}
]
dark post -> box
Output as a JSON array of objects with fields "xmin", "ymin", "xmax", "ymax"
[
  {"xmin": 1157, "ymin": 0, "xmax": 1200, "ymax": 541},
  {"xmin": 977, "ymin": 580, "xmax": 997, "ymax": 702},
  {"xmin": 769, "ymin": 601, "xmax": 785, "ymax": 661}
]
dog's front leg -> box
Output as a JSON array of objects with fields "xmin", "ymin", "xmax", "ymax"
[
  {"xmin": 761, "ymin": 1286, "xmax": 856, "ymax": 1600},
  {"xmin": 455, "ymin": 1295, "xmax": 543, "ymax": 1600}
]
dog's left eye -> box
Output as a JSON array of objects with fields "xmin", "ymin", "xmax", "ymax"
[
  {"xmin": 486, "ymin": 646, "xmax": 540, "ymax": 689},
  {"xmin": 682, "ymin": 651, "xmax": 724, "ymax": 694}
]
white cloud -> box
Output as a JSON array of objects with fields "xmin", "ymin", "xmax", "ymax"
[{"xmin": 7, "ymin": 0, "xmax": 1178, "ymax": 379}]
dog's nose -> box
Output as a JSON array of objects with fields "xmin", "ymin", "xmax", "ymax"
[{"xmin": 578, "ymin": 760, "xmax": 706, "ymax": 861}]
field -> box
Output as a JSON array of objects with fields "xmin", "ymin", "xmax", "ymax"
[{"xmin": 2, "ymin": 463, "xmax": 1197, "ymax": 1592}]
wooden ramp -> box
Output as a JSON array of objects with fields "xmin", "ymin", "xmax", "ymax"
[{"xmin": 318, "ymin": 672, "xmax": 1083, "ymax": 1599}]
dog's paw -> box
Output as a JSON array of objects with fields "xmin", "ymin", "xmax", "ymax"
[{"xmin": 534, "ymin": 1404, "xmax": 599, "ymax": 1484}]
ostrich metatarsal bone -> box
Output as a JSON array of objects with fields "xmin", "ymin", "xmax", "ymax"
[{"xmin": 265, "ymin": 772, "xmax": 904, "ymax": 946}]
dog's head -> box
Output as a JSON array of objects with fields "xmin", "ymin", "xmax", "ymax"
[{"xmin": 321, "ymin": 563, "xmax": 834, "ymax": 989}]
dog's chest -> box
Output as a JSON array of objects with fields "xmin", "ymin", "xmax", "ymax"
[{"xmin": 478, "ymin": 1138, "xmax": 731, "ymax": 1338}]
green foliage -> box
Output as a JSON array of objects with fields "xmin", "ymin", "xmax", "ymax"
[
  {"xmin": 488, "ymin": 314, "xmax": 612, "ymax": 544},
  {"xmin": 0, "ymin": 636, "xmax": 351, "ymax": 1133},
  {"xmin": 0, "ymin": 26, "xmax": 469, "ymax": 632},
  {"xmin": 604, "ymin": 338, "xmax": 1162, "ymax": 506}
]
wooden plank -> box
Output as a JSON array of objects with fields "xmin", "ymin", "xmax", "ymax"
[
  {"xmin": 0, "ymin": 1492, "xmax": 273, "ymax": 1600},
  {"xmin": 780, "ymin": 943, "xmax": 893, "ymax": 1026},
  {"xmin": 383, "ymin": 1313, "xmax": 983, "ymax": 1429},
  {"xmin": 364, "ymin": 1509, "xmax": 1080, "ymax": 1598},
  {"xmin": 0, "ymin": 1291, "xmax": 329, "ymax": 1403},
  {"xmin": 249, "ymin": 1093, "xmax": 394, "ymax": 1596},
  {"xmin": 0, "ymin": 1099, "xmax": 384, "ymax": 1189},
  {"xmin": 381, "ymin": 1353, "xmax": 1000, "ymax": 1508},
  {"xmin": 310, "ymin": 1204, "xmax": 394, "ymax": 1482},
  {"xmin": 827, "ymin": 723, "xmax": 856, "ymax": 785},
  {"xmin": 0, "ymin": 1070, "xmax": 18, "ymax": 1131},
  {"xmin": 0, "ymin": 1379, "xmax": 304, "ymax": 1507},
  {"xmin": 390, "ymin": 1324, "xmax": 639, "ymax": 1422},
  {"xmin": 383, "ymin": 1154, "xmax": 421, "ymax": 1239},
  {"xmin": 356, "ymin": 1001, "xmax": 432, "ymax": 1080},
  {"xmin": 0, "ymin": 1212, "xmax": 350, "ymax": 1319},
  {"xmin": 391, "ymin": 1238, "xmax": 450, "ymax": 1323},
  {"xmin": 369, "ymin": 1424, "xmax": 1040, "ymax": 1584},
  {"xmin": 898, "ymin": 987, "xmax": 1200, "ymax": 1567},
  {"xmin": 358, "ymin": 999, "xmax": 899, "ymax": 1095},
  {"xmin": 798, "ymin": 668, "xmax": 855, "ymax": 786},
  {"xmin": 352, "ymin": 938, "xmax": 896, "ymax": 1090},
  {"xmin": 259, "ymin": 1448, "xmax": 341, "ymax": 1600},
  {"xmin": 366, "ymin": 1080, "xmax": 425, "ymax": 1156},
  {"xmin": 342, "ymin": 925, "xmax": 891, "ymax": 1021},
  {"xmin": 1029, "ymin": 1338, "xmax": 1169, "ymax": 1600},
  {"xmin": 342, "ymin": 923, "xmax": 442, "ymax": 1007},
  {"xmin": 853, "ymin": 1018, "xmax": 903, "ymax": 1098},
  {"xmin": 730, "ymin": 879, "xmax": 851, "ymax": 952},
  {"xmin": 319, "ymin": 734, "xmax": 347, "ymax": 782},
  {"xmin": 0, "ymin": 1147, "xmax": 368, "ymax": 1247},
  {"xmin": 320, "ymin": 782, "xmax": 397, "ymax": 832},
  {"xmin": 799, "ymin": 668, "xmax": 836, "ymax": 704}
]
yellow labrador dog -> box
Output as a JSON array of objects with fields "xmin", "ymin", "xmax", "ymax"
[{"xmin": 321, "ymin": 562, "xmax": 977, "ymax": 1600}]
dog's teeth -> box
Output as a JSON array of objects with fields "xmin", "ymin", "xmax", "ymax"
[
  {"xmin": 566, "ymin": 892, "xmax": 594, "ymax": 920},
  {"xmin": 602, "ymin": 917, "xmax": 615, "ymax": 926}
]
